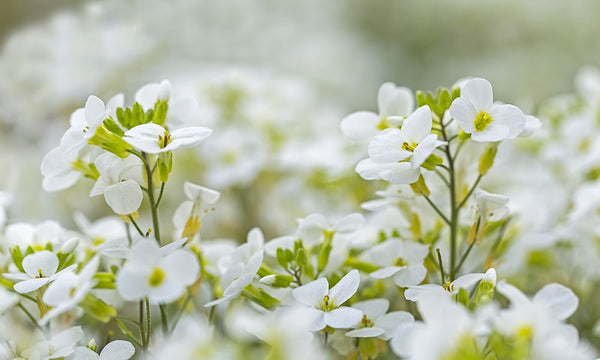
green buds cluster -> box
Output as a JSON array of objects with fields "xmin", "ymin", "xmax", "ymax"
[
  {"xmin": 275, "ymin": 239, "xmax": 312, "ymax": 283},
  {"xmin": 116, "ymin": 100, "xmax": 168, "ymax": 130},
  {"xmin": 416, "ymin": 87, "xmax": 460, "ymax": 120}
]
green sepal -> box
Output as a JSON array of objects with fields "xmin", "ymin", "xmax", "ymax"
[
  {"xmin": 416, "ymin": 90, "xmax": 427, "ymax": 108},
  {"xmin": 451, "ymin": 86, "xmax": 461, "ymax": 100},
  {"xmin": 152, "ymin": 100, "xmax": 169, "ymax": 126},
  {"xmin": 71, "ymin": 159, "xmax": 100, "ymax": 181},
  {"xmin": 93, "ymin": 272, "xmax": 116, "ymax": 289},
  {"xmin": 257, "ymin": 264, "xmax": 273, "ymax": 278},
  {"xmin": 261, "ymin": 274, "xmax": 294, "ymax": 288},
  {"xmin": 158, "ymin": 151, "xmax": 173, "ymax": 183},
  {"xmin": 241, "ymin": 284, "xmax": 280, "ymax": 310},
  {"xmin": 409, "ymin": 174, "xmax": 430, "ymax": 197},
  {"xmin": 458, "ymin": 130, "xmax": 471, "ymax": 140},
  {"xmin": 132, "ymin": 102, "xmax": 145, "ymax": 127},
  {"xmin": 9, "ymin": 247, "xmax": 25, "ymax": 272},
  {"xmin": 317, "ymin": 232, "xmax": 334, "ymax": 273},
  {"xmin": 88, "ymin": 123, "xmax": 132, "ymax": 158},
  {"xmin": 57, "ymin": 252, "xmax": 76, "ymax": 271},
  {"xmin": 421, "ymin": 153, "xmax": 443, "ymax": 171},
  {"xmin": 456, "ymin": 287, "xmax": 470, "ymax": 306},
  {"xmin": 344, "ymin": 257, "xmax": 379, "ymax": 273},
  {"xmin": 103, "ymin": 117, "xmax": 124, "ymax": 136},
  {"xmin": 295, "ymin": 247, "xmax": 307, "ymax": 268},
  {"xmin": 80, "ymin": 293, "xmax": 117, "ymax": 323},
  {"xmin": 359, "ymin": 338, "xmax": 378, "ymax": 360},
  {"xmin": 479, "ymin": 142, "xmax": 499, "ymax": 175},
  {"xmin": 276, "ymin": 248, "xmax": 288, "ymax": 269}
]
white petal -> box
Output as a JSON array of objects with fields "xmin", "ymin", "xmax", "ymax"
[
  {"xmin": 401, "ymin": 106, "xmax": 432, "ymax": 143},
  {"xmin": 292, "ymin": 278, "xmax": 328, "ymax": 307},
  {"xmin": 85, "ymin": 96, "xmax": 106, "ymax": 126},
  {"xmin": 519, "ymin": 115, "xmax": 541, "ymax": 137},
  {"xmin": 43, "ymin": 171, "xmax": 81, "ymax": 192},
  {"xmin": 14, "ymin": 278, "xmax": 50, "ymax": 294},
  {"xmin": 471, "ymin": 123, "xmax": 509, "ymax": 142},
  {"xmin": 368, "ymin": 128, "xmax": 411, "ymax": 162},
  {"xmin": 72, "ymin": 347, "xmax": 99, "ymax": 360},
  {"xmin": 264, "ymin": 236, "xmax": 294, "ymax": 257},
  {"xmin": 411, "ymin": 134, "xmax": 441, "ymax": 169},
  {"xmin": 163, "ymin": 249, "xmax": 199, "ymax": 286},
  {"xmin": 51, "ymin": 326, "xmax": 83, "ymax": 350},
  {"xmin": 378, "ymin": 83, "xmax": 414, "ymax": 117},
  {"xmin": 495, "ymin": 281, "xmax": 529, "ymax": 307},
  {"xmin": 116, "ymin": 268, "xmax": 151, "ymax": 301},
  {"xmin": 100, "ymin": 341, "xmax": 135, "ymax": 360},
  {"xmin": 43, "ymin": 272, "xmax": 78, "ymax": 306},
  {"xmin": 164, "ymin": 127, "xmax": 212, "ymax": 151},
  {"xmin": 183, "ymin": 182, "xmax": 220, "ymax": 204},
  {"xmin": 345, "ymin": 327, "xmax": 385, "ymax": 338},
  {"xmin": 22, "ymin": 250, "xmax": 58, "ymax": 278},
  {"xmin": 380, "ymin": 163, "xmax": 420, "ymax": 184},
  {"xmin": 329, "ymin": 269, "xmax": 360, "ymax": 306},
  {"xmin": 449, "ymin": 98, "xmax": 477, "ymax": 133},
  {"xmin": 490, "ymin": 104, "xmax": 526, "ymax": 139},
  {"xmin": 123, "ymin": 123, "xmax": 166, "ymax": 153},
  {"xmin": 340, "ymin": 111, "xmax": 380, "ymax": 140},
  {"xmin": 104, "ymin": 180, "xmax": 143, "ymax": 215},
  {"xmin": 375, "ymin": 311, "xmax": 414, "ymax": 340},
  {"xmin": 304, "ymin": 307, "xmax": 327, "ymax": 331},
  {"xmin": 334, "ymin": 213, "xmax": 365, "ymax": 233},
  {"xmin": 135, "ymin": 83, "xmax": 160, "ymax": 110},
  {"xmin": 533, "ymin": 283, "xmax": 579, "ymax": 321},
  {"xmin": 352, "ymin": 298, "xmax": 389, "ymax": 319},
  {"xmin": 462, "ymin": 78, "xmax": 493, "ymax": 111},
  {"xmin": 404, "ymin": 284, "xmax": 447, "ymax": 302},
  {"xmin": 393, "ymin": 264, "xmax": 427, "ymax": 287},
  {"xmin": 355, "ymin": 158, "xmax": 382, "ymax": 180},
  {"xmin": 324, "ymin": 307, "xmax": 363, "ymax": 329},
  {"xmin": 369, "ymin": 266, "xmax": 402, "ymax": 279},
  {"xmin": 149, "ymin": 277, "xmax": 184, "ymax": 304},
  {"xmin": 452, "ymin": 272, "xmax": 485, "ymax": 291}
]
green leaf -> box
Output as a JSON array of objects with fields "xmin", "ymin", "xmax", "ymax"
[{"xmin": 80, "ymin": 293, "xmax": 117, "ymax": 323}]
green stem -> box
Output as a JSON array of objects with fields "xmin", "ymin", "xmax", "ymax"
[
  {"xmin": 423, "ymin": 195, "xmax": 451, "ymax": 226},
  {"xmin": 440, "ymin": 118, "xmax": 459, "ymax": 281},
  {"xmin": 139, "ymin": 300, "xmax": 146, "ymax": 351},
  {"xmin": 435, "ymin": 169, "xmax": 450, "ymax": 187},
  {"xmin": 145, "ymin": 297, "xmax": 151, "ymax": 347},
  {"xmin": 170, "ymin": 289, "xmax": 194, "ymax": 333},
  {"xmin": 436, "ymin": 248, "xmax": 446, "ymax": 283},
  {"xmin": 17, "ymin": 303, "xmax": 43, "ymax": 331},
  {"xmin": 128, "ymin": 216, "xmax": 145, "ymax": 238},
  {"xmin": 159, "ymin": 304, "xmax": 169, "ymax": 334},
  {"xmin": 142, "ymin": 153, "xmax": 162, "ymax": 245},
  {"xmin": 155, "ymin": 182, "xmax": 166, "ymax": 208},
  {"xmin": 457, "ymin": 174, "xmax": 482, "ymax": 210},
  {"xmin": 454, "ymin": 241, "xmax": 476, "ymax": 275}
]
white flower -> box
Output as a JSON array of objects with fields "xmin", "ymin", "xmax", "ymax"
[
  {"xmin": 356, "ymin": 105, "xmax": 446, "ymax": 184},
  {"xmin": 23, "ymin": 326, "xmax": 83, "ymax": 360},
  {"xmin": 39, "ymin": 256, "xmax": 100, "ymax": 325},
  {"xmin": 4, "ymin": 220, "xmax": 65, "ymax": 251},
  {"xmin": 297, "ymin": 213, "xmax": 364, "ymax": 248},
  {"xmin": 89, "ymin": 152, "xmax": 144, "ymax": 215},
  {"xmin": 474, "ymin": 189, "xmax": 509, "ymax": 223},
  {"xmin": 40, "ymin": 147, "xmax": 82, "ymax": 192},
  {"xmin": 135, "ymin": 80, "xmax": 199, "ymax": 129},
  {"xmin": 341, "ymin": 82, "xmax": 414, "ymax": 140},
  {"xmin": 449, "ymin": 78, "xmax": 526, "ymax": 142},
  {"xmin": 361, "ymin": 239, "xmax": 429, "ymax": 287},
  {"xmin": 404, "ymin": 268, "xmax": 497, "ymax": 302},
  {"xmin": 59, "ymin": 94, "xmax": 123, "ymax": 154},
  {"xmin": 70, "ymin": 340, "xmax": 135, "ymax": 360},
  {"xmin": 346, "ymin": 298, "xmax": 414, "ymax": 340},
  {"xmin": 116, "ymin": 240, "xmax": 199, "ymax": 303},
  {"xmin": 123, "ymin": 123, "xmax": 212, "ymax": 154},
  {"xmin": 2, "ymin": 250, "xmax": 76, "ymax": 294},
  {"xmin": 172, "ymin": 182, "xmax": 220, "ymax": 241},
  {"xmin": 291, "ymin": 269, "xmax": 362, "ymax": 331},
  {"xmin": 204, "ymin": 228, "xmax": 264, "ymax": 307}
]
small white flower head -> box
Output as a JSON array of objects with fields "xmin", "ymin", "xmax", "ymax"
[
  {"xmin": 296, "ymin": 212, "xmax": 364, "ymax": 247},
  {"xmin": 450, "ymin": 78, "xmax": 526, "ymax": 142},
  {"xmin": 173, "ymin": 182, "xmax": 220, "ymax": 241},
  {"xmin": 2, "ymin": 250, "xmax": 76, "ymax": 294},
  {"xmin": 5, "ymin": 220, "xmax": 65, "ymax": 251},
  {"xmin": 474, "ymin": 189, "xmax": 509, "ymax": 223},
  {"xmin": 346, "ymin": 298, "xmax": 414, "ymax": 340},
  {"xmin": 71, "ymin": 340, "xmax": 135, "ymax": 360},
  {"xmin": 361, "ymin": 239, "xmax": 429, "ymax": 287},
  {"xmin": 341, "ymin": 82, "xmax": 414, "ymax": 140},
  {"xmin": 356, "ymin": 105, "xmax": 446, "ymax": 184},
  {"xmin": 23, "ymin": 326, "xmax": 83, "ymax": 360},
  {"xmin": 123, "ymin": 123, "xmax": 212, "ymax": 154},
  {"xmin": 40, "ymin": 147, "xmax": 81, "ymax": 192},
  {"xmin": 117, "ymin": 240, "xmax": 199, "ymax": 303},
  {"xmin": 291, "ymin": 269, "xmax": 363, "ymax": 331},
  {"xmin": 89, "ymin": 152, "xmax": 144, "ymax": 215},
  {"xmin": 205, "ymin": 228, "xmax": 264, "ymax": 307},
  {"xmin": 39, "ymin": 256, "xmax": 100, "ymax": 325},
  {"xmin": 404, "ymin": 268, "xmax": 497, "ymax": 302},
  {"xmin": 59, "ymin": 94, "xmax": 124, "ymax": 154}
]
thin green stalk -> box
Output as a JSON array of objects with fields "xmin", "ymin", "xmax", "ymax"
[
  {"xmin": 436, "ymin": 248, "xmax": 446, "ymax": 283},
  {"xmin": 155, "ymin": 182, "xmax": 166, "ymax": 208},
  {"xmin": 423, "ymin": 194, "xmax": 451, "ymax": 226},
  {"xmin": 142, "ymin": 153, "xmax": 161, "ymax": 245},
  {"xmin": 17, "ymin": 303, "xmax": 43, "ymax": 331},
  {"xmin": 128, "ymin": 216, "xmax": 145, "ymax": 238},
  {"xmin": 145, "ymin": 297, "xmax": 151, "ymax": 346},
  {"xmin": 139, "ymin": 300, "xmax": 146, "ymax": 351},
  {"xmin": 435, "ymin": 169, "xmax": 450, "ymax": 187},
  {"xmin": 454, "ymin": 241, "xmax": 476, "ymax": 275},
  {"xmin": 440, "ymin": 117, "xmax": 459, "ymax": 281},
  {"xmin": 159, "ymin": 304, "xmax": 169, "ymax": 334},
  {"xmin": 170, "ymin": 290, "xmax": 194, "ymax": 333},
  {"xmin": 457, "ymin": 174, "xmax": 483, "ymax": 210}
]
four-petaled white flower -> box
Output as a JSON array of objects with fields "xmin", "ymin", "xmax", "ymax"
[
  {"xmin": 341, "ymin": 82, "xmax": 414, "ymax": 140},
  {"xmin": 123, "ymin": 123, "xmax": 212, "ymax": 154},
  {"xmin": 346, "ymin": 298, "xmax": 414, "ymax": 339},
  {"xmin": 356, "ymin": 105, "xmax": 446, "ymax": 184},
  {"xmin": 361, "ymin": 239, "xmax": 429, "ymax": 287},
  {"xmin": 172, "ymin": 181, "xmax": 220, "ymax": 241},
  {"xmin": 449, "ymin": 78, "xmax": 526, "ymax": 142},
  {"xmin": 116, "ymin": 240, "xmax": 199, "ymax": 303},
  {"xmin": 23, "ymin": 326, "xmax": 83, "ymax": 360},
  {"xmin": 291, "ymin": 269, "xmax": 363, "ymax": 331},
  {"xmin": 2, "ymin": 250, "xmax": 76, "ymax": 294}
]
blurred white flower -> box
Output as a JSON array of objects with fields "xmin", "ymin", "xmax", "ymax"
[
  {"xmin": 22, "ymin": 326, "xmax": 83, "ymax": 360},
  {"xmin": 346, "ymin": 298, "xmax": 413, "ymax": 339},
  {"xmin": 2, "ymin": 250, "xmax": 76, "ymax": 294},
  {"xmin": 70, "ymin": 340, "xmax": 135, "ymax": 360},
  {"xmin": 124, "ymin": 123, "xmax": 212, "ymax": 154}
]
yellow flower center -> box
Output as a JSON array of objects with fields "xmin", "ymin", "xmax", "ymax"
[
  {"xmin": 474, "ymin": 111, "xmax": 493, "ymax": 132},
  {"xmin": 401, "ymin": 142, "xmax": 416, "ymax": 152},
  {"xmin": 394, "ymin": 257, "xmax": 408, "ymax": 267},
  {"xmin": 148, "ymin": 267, "xmax": 166, "ymax": 287}
]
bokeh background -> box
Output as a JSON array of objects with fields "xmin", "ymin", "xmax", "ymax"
[{"xmin": 1, "ymin": 0, "xmax": 600, "ymax": 237}]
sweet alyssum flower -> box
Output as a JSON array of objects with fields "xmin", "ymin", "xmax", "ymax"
[
  {"xmin": 341, "ymin": 82, "xmax": 414, "ymax": 140},
  {"xmin": 449, "ymin": 77, "xmax": 526, "ymax": 142},
  {"xmin": 22, "ymin": 326, "xmax": 83, "ymax": 360},
  {"xmin": 356, "ymin": 105, "xmax": 446, "ymax": 184},
  {"xmin": 346, "ymin": 298, "xmax": 414, "ymax": 339},
  {"xmin": 116, "ymin": 240, "xmax": 199, "ymax": 303},
  {"xmin": 291, "ymin": 269, "xmax": 362, "ymax": 331}
]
